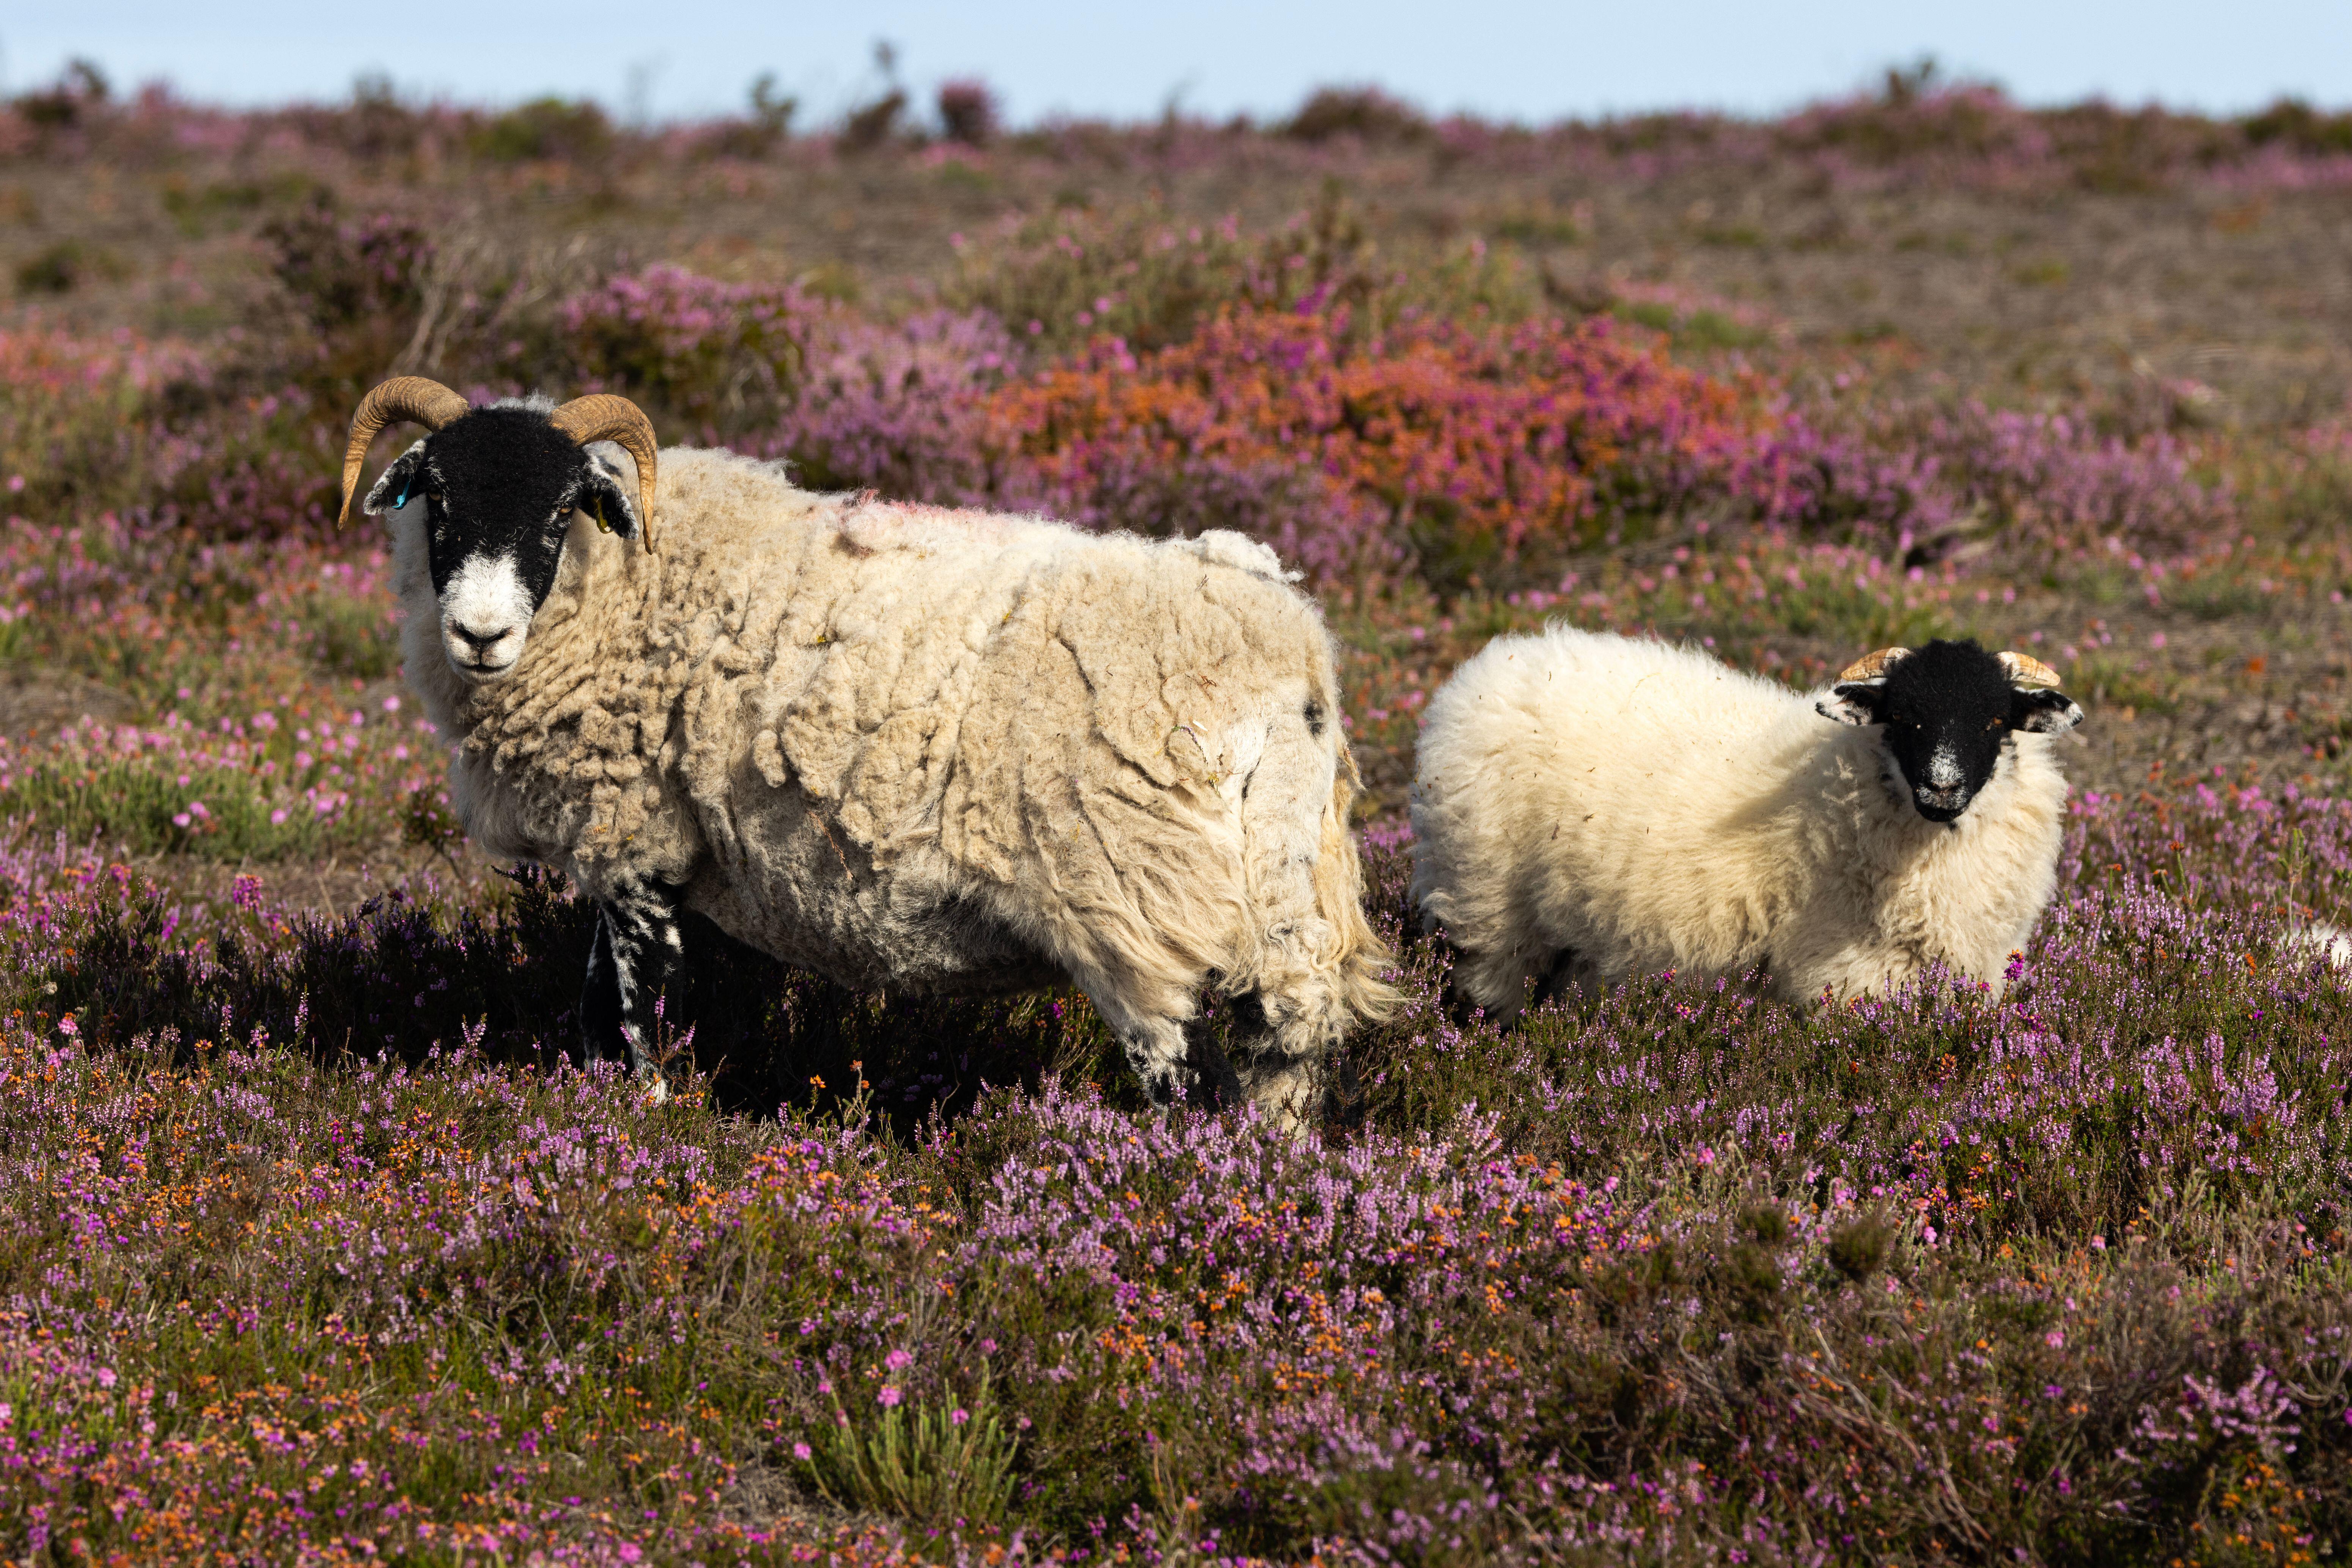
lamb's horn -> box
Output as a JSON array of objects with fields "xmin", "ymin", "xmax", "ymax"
[
  {"xmin": 1998, "ymin": 651, "xmax": 2064, "ymax": 689},
  {"xmin": 1837, "ymin": 647, "xmax": 1912, "ymax": 684},
  {"xmin": 549, "ymin": 393, "xmax": 660, "ymax": 552},
  {"xmin": 338, "ymin": 377, "xmax": 471, "ymax": 528}
]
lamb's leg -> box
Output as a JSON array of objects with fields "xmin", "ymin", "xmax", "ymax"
[
  {"xmin": 580, "ymin": 877, "xmax": 686, "ymax": 1096},
  {"xmin": 1442, "ymin": 945, "xmax": 1533, "ymax": 1030},
  {"xmin": 1525, "ymin": 948, "xmax": 1587, "ymax": 1019}
]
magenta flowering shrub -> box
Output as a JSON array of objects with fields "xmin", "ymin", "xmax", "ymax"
[
  {"xmin": 263, "ymin": 207, "xmax": 433, "ymax": 334},
  {"xmin": 0, "ymin": 702, "xmax": 436, "ymax": 860},
  {"xmin": 558, "ymin": 263, "xmax": 815, "ymax": 433},
  {"xmin": 0, "ymin": 513, "xmax": 434, "ymax": 858},
  {"xmin": 1769, "ymin": 397, "xmax": 2233, "ymax": 559},
  {"xmin": 950, "ymin": 302, "xmax": 2227, "ymax": 582},
  {"xmin": 766, "ymin": 308, "xmax": 1016, "ymax": 500},
  {"xmin": 0, "ymin": 779, "xmax": 2346, "ymax": 1558},
  {"xmin": 975, "ymin": 307, "xmax": 1774, "ymax": 583}
]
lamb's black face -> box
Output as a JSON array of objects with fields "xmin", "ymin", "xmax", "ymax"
[
  {"xmin": 361, "ymin": 405, "xmax": 639, "ymax": 680},
  {"xmin": 1816, "ymin": 639, "xmax": 2084, "ymax": 823}
]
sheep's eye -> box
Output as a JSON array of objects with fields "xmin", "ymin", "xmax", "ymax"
[{"xmin": 558, "ymin": 505, "xmax": 575, "ymax": 519}]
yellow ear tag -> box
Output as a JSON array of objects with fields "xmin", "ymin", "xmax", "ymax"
[{"xmin": 593, "ymin": 496, "xmax": 612, "ymax": 533}]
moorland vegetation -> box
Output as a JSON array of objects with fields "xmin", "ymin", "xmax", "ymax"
[{"xmin": 2, "ymin": 62, "xmax": 2352, "ymax": 1562}]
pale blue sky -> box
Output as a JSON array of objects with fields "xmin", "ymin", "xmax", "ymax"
[{"xmin": 5, "ymin": 2, "xmax": 2347, "ymax": 126}]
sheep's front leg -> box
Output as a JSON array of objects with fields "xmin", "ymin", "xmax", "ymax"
[{"xmin": 580, "ymin": 878, "xmax": 686, "ymax": 1095}]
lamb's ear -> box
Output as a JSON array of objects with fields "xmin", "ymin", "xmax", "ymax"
[
  {"xmin": 1817, "ymin": 645, "xmax": 1908, "ymax": 723},
  {"xmin": 1816, "ymin": 683, "xmax": 1885, "ymax": 727},
  {"xmin": 360, "ymin": 441, "xmax": 428, "ymax": 517},
  {"xmin": 2013, "ymin": 686, "xmax": 2085, "ymax": 734},
  {"xmin": 1999, "ymin": 650, "xmax": 2083, "ymax": 733}
]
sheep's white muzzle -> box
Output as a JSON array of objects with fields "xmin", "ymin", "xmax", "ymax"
[{"xmin": 440, "ymin": 553, "xmax": 533, "ymax": 680}]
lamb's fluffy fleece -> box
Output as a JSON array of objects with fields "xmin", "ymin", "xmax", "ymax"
[
  {"xmin": 393, "ymin": 445, "xmax": 1395, "ymax": 1109},
  {"xmin": 1409, "ymin": 626, "xmax": 2070, "ymax": 1021}
]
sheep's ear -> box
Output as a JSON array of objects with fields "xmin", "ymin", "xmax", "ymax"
[
  {"xmin": 2013, "ymin": 686, "xmax": 2085, "ymax": 734},
  {"xmin": 580, "ymin": 465, "xmax": 640, "ymax": 540},
  {"xmin": 1816, "ymin": 683, "xmax": 1885, "ymax": 727},
  {"xmin": 360, "ymin": 442, "xmax": 428, "ymax": 517}
]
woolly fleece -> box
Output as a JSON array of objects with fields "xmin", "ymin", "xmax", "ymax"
[
  {"xmin": 390, "ymin": 446, "xmax": 1395, "ymax": 1107},
  {"xmin": 1409, "ymin": 626, "xmax": 2071, "ymax": 1022}
]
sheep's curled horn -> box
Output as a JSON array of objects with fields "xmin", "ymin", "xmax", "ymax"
[
  {"xmin": 335, "ymin": 379, "xmax": 662, "ymax": 552},
  {"xmin": 1838, "ymin": 647, "xmax": 1911, "ymax": 683},
  {"xmin": 1839, "ymin": 646, "xmax": 2067, "ymax": 690},
  {"xmin": 1997, "ymin": 651, "xmax": 2064, "ymax": 689}
]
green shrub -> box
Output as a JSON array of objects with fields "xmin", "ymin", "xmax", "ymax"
[
  {"xmin": 14, "ymin": 241, "xmax": 118, "ymax": 296},
  {"xmin": 469, "ymin": 98, "xmax": 613, "ymax": 164},
  {"xmin": 808, "ymin": 1378, "xmax": 1019, "ymax": 1527}
]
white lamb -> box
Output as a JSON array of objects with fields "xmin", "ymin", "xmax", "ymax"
[
  {"xmin": 335, "ymin": 378, "xmax": 1396, "ymax": 1120},
  {"xmin": 1409, "ymin": 628, "xmax": 2085, "ymax": 1022}
]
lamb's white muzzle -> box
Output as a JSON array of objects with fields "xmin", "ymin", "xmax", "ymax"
[{"xmin": 441, "ymin": 553, "xmax": 534, "ymax": 678}]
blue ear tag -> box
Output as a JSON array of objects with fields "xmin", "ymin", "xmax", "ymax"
[{"xmin": 393, "ymin": 482, "xmax": 412, "ymax": 511}]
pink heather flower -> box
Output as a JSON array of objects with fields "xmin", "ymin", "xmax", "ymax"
[
  {"xmin": 269, "ymin": 809, "xmax": 288, "ymax": 826},
  {"xmin": 2045, "ymin": 1330, "xmax": 2065, "ymax": 1348},
  {"xmin": 951, "ymin": 1408, "xmax": 970, "ymax": 1425},
  {"xmin": 878, "ymin": 1386, "xmax": 901, "ymax": 1408},
  {"xmin": 5, "ymin": 475, "xmax": 22, "ymax": 492},
  {"xmin": 884, "ymin": 1348, "xmax": 912, "ymax": 1371},
  {"xmin": 793, "ymin": 1441, "xmax": 813, "ymax": 1461},
  {"xmin": 230, "ymin": 873, "xmax": 264, "ymax": 911},
  {"xmin": 57, "ymin": 1015, "xmax": 77, "ymax": 1037},
  {"xmin": 171, "ymin": 812, "xmax": 190, "ymax": 828},
  {"xmin": 2091, "ymin": 1236, "xmax": 2107, "ymax": 1250},
  {"xmin": 382, "ymin": 695, "xmax": 400, "ymax": 712}
]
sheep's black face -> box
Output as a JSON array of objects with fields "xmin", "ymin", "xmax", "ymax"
[
  {"xmin": 1816, "ymin": 639, "xmax": 2083, "ymax": 823},
  {"xmin": 362, "ymin": 405, "xmax": 640, "ymax": 681}
]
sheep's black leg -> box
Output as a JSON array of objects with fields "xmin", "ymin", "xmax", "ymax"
[
  {"xmin": 579, "ymin": 878, "xmax": 686, "ymax": 1088},
  {"xmin": 581, "ymin": 915, "xmax": 623, "ymax": 1064}
]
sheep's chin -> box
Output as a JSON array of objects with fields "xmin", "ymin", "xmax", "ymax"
[{"xmin": 442, "ymin": 629, "xmax": 528, "ymax": 683}]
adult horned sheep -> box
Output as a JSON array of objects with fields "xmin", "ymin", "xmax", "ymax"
[
  {"xmin": 337, "ymin": 378, "xmax": 1395, "ymax": 1119},
  {"xmin": 1410, "ymin": 628, "xmax": 2084, "ymax": 1024}
]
